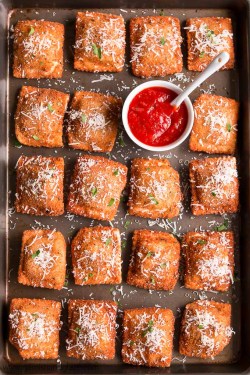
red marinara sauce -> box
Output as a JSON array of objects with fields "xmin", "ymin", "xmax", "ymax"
[{"xmin": 127, "ymin": 87, "xmax": 188, "ymax": 147}]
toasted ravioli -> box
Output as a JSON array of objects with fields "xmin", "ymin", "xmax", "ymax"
[
  {"xmin": 18, "ymin": 229, "xmax": 67, "ymax": 290},
  {"xmin": 189, "ymin": 157, "xmax": 239, "ymax": 215},
  {"xmin": 71, "ymin": 226, "xmax": 121, "ymax": 285},
  {"xmin": 182, "ymin": 231, "xmax": 234, "ymax": 292},
  {"xmin": 67, "ymin": 155, "xmax": 127, "ymax": 220},
  {"xmin": 9, "ymin": 298, "xmax": 61, "ymax": 359},
  {"xmin": 15, "ymin": 86, "xmax": 69, "ymax": 148},
  {"xmin": 189, "ymin": 94, "xmax": 239, "ymax": 154},
  {"xmin": 67, "ymin": 91, "xmax": 121, "ymax": 152},
  {"xmin": 15, "ymin": 155, "xmax": 64, "ymax": 216},
  {"xmin": 128, "ymin": 158, "xmax": 182, "ymax": 219},
  {"xmin": 74, "ymin": 12, "xmax": 125, "ymax": 72},
  {"xmin": 122, "ymin": 307, "xmax": 174, "ymax": 367},
  {"xmin": 127, "ymin": 230, "xmax": 180, "ymax": 291},
  {"xmin": 66, "ymin": 300, "xmax": 117, "ymax": 360},
  {"xmin": 179, "ymin": 300, "xmax": 233, "ymax": 359},
  {"xmin": 13, "ymin": 20, "xmax": 64, "ymax": 78},
  {"xmin": 186, "ymin": 17, "xmax": 234, "ymax": 71},
  {"xmin": 130, "ymin": 16, "xmax": 183, "ymax": 78}
]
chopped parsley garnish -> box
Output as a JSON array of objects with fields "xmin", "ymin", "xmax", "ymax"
[
  {"xmin": 92, "ymin": 43, "xmax": 102, "ymax": 59},
  {"xmin": 28, "ymin": 26, "xmax": 35, "ymax": 36},
  {"xmin": 142, "ymin": 320, "xmax": 154, "ymax": 337},
  {"xmin": 119, "ymin": 133, "xmax": 126, "ymax": 147},
  {"xmin": 105, "ymin": 238, "xmax": 112, "ymax": 246},
  {"xmin": 74, "ymin": 327, "xmax": 81, "ymax": 335},
  {"xmin": 197, "ymin": 239, "xmax": 207, "ymax": 245},
  {"xmin": 32, "ymin": 313, "xmax": 39, "ymax": 319},
  {"xmin": 88, "ymin": 273, "xmax": 93, "ymax": 278},
  {"xmin": 146, "ymin": 167, "xmax": 151, "ymax": 172},
  {"xmin": 91, "ymin": 187, "xmax": 98, "ymax": 196},
  {"xmin": 160, "ymin": 262, "xmax": 167, "ymax": 268},
  {"xmin": 207, "ymin": 29, "xmax": 215, "ymax": 38},
  {"xmin": 198, "ymin": 324, "xmax": 204, "ymax": 329},
  {"xmin": 14, "ymin": 139, "xmax": 22, "ymax": 148},
  {"xmin": 160, "ymin": 37, "xmax": 166, "ymax": 45},
  {"xmin": 81, "ymin": 114, "xmax": 87, "ymax": 123},
  {"xmin": 159, "ymin": 9, "xmax": 164, "ymax": 16},
  {"xmin": 149, "ymin": 194, "xmax": 159, "ymax": 205},
  {"xmin": 214, "ymin": 219, "xmax": 229, "ymax": 232},
  {"xmin": 32, "ymin": 250, "xmax": 40, "ymax": 259},
  {"xmin": 121, "ymin": 240, "xmax": 127, "ymax": 249},
  {"xmin": 113, "ymin": 169, "xmax": 119, "ymax": 176},
  {"xmin": 150, "ymin": 277, "xmax": 155, "ymax": 284},
  {"xmin": 124, "ymin": 220, "xmax": 130, "ymax": 229},
  {"xmin": 226, "ymin": 123, "xmax": 232, "ymax": 132},
  {"xmin": 129, "ymin": 340, "xmax": 135, "ymax": 346},
  {"xmin": 199, "ymin": 51, "xmax": 205, "ymax": 58},
  {"xmin": 32, "ymin": 135, "xmax": 39, "ymax": 141},
  {"xmin": 47, "ymin": 103, "xmax": 54, "ymax": 112},
  {"xmin": 146, "ymin": 251, "xmax": 154, "ymax": 258},
  {"xmin": 108, "ymin": 198, "xmax": 115, "ymax": 206},
  {"xmin": 211, "ymin": 191, "xmax": 216, "ymax": 197}
]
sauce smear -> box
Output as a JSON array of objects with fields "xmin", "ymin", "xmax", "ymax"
[{"xmin": 128, "ymin": 87, "xmax": 188, "ymax": 147}]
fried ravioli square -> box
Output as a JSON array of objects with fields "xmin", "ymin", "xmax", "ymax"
[
  {"xmin": 179, "ymin": 300, "xmax": 233, "ymax": 359},
  {"xmin": 74, "ymin": 12, "xmax": 125, "ymax": 72},
  {"xmin": 9, "ymin": 298, "xmax": 61, "ymax": 359},
  {"xmin": 66, "ymin": 299, "xmax": 117, "ymax": 360},
  {"xmin": 67, "ymin": 155, "xmax": 127, "ymax": 220},
  {"xmin": 67, "ymin": 91, "xmax": 121, "ymax": 152},
  {"xmin": 18, "ymin": 229, "xmax": 67, "ymax": 290},
  {"xmin": 122, "ymin": 307, "xmax": 174, "ymax": 367},
  {"xmin": 15, "ymin": 86, "xmax": 69, "ymax": 148},
  {"xmin": 182, "ymin": 231, "xmax": 234, "ymax": 292},
  {"xmin": 189, "ymin": 94, "xmax": 239, "ymax": 154},
  {"xmin": 186, "ymin": 17, "xmax": 235, "ymax": 72},
  {"xmin": 71, "ymin": 226, "xmax": 121, "ymax": 285},
  {"xmin": 130, "ymin": 16, "xmax": 183, "ymax": 78},
  {"xmin": 189, "ymin": 157, "xmax": 239, "ymax": 215},
  {"xmin": 15, "ymin": 155, "xmax": 64, "ymax": 216},
  {"xmin": 128, "ymin": 158, "xmax": 182, "ymax": 219},
  {"xmin": 127, "ymin": 230, "xmax": 180, "ymax": 291},
  {"xmin": 13, "ymin": 20, "xmax": 64, "ymax": 78}
]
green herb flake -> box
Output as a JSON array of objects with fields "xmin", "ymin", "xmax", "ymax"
[
  {"xmin": 81, "ymin": 113, "xmax": 87, "ymax": 123},
  {"xmin": 47, "ymin": 103, "xmax": 54, "ymax": 112},
  {"xmin": 198, "ymin": 324, "xmax": 204, "ymax": 329},
  {"xmin": 160, "ymin": 262, "xmax": 167, "ymax": 268},
  {"xmin": 160, "ymin": 37, "xmax": 166, "ymax": 45},
  {"xmin": 142, "ymin": 320, "xmax": 154, "ymax": 337},
  {"xmin": 150, "ymin": 277, "xmax": 155, "ymax": 285},
  {"xmin": 14, "ymin": 139, "xmax": 22, "ymax": 148},
  {"xmin": 121, "ymin": 240, "xmax": 127, "ymax": 249},
  {"xmin": 149, "ymin": 194, "xmax": 159, "ymax": 205},
  {"xmin": 32, "ymin": 250, "xmax": 40, "ymax": 259},
  {"xmin": 105, "ymin": 238, "xmax": 112, "ymax": 246},
  {"xmin": 32, "ymin": 313, "xmax": 39, "ymax": 319},
  {"xmin": 108, "ymin": 198, "xmax": 115, "ymax": 206},
  {"xmin": 197, "ymin": 239, "xmax": 207, "ymax": 245},
  {"xmin": 211, "ymin": 191, "xmax": 216, "ymax": 197},
  {"xmin": 88, "ymin": 273, "xmax": 93, "ymax": 278},
  {"xmin": 215, "ymin": 219, "xmax": 229, "ymax": 232},
  {"xmin": 199, "ymin": 51, "xmax": 205, "ymax": 58},
  {"xmin": 146, "ymin": 251, "xmax": 154, "ymax": 258},
  {"xmin": 113, "ymin": 169, "xmax": 119, "ymax": 176},
  {"xmin": 119, "ymin": 133, "xmax": 126, "ymax": 147},
  {"xmin": 207, "ymin": 29, "xmax": 215, "ymax": 38},
  {"xmin": 124, "ymin": 221, "xmax": 131, "ymax": 229},
  {"xmin": 226, "ymin": 123, "xmax": 232, "ymax": 132},
  {"xmin": 146, "ymin": 167, "xmax": 151, "ymax": 172},
  {"xmin": 91, "ymin": 187, "xmax": 98, "ymax": 196},
  {"xmin": 159, "ymin": 9, "xmax": 164, "ymax": 16},
  {"xmin": 28, "ymin": 26, "xmax": 35, "ymax": 36},
  {"xmin": 32, "ymin": 135, "xmax": 39, "ymax": 141},
  {"xmin": 92, "ymin": 43, "xmax": 102, "ymax": 59},
  {"xmin": 75, "ymin": 327, "xmax": 81, "ymax": 335},
  {"xmin": 129, "ymin": 340, "xmax": 135, "ymax": 346}
]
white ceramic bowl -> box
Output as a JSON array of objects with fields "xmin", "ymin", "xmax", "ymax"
[{"xmin": 122, "ymin": 80, "xmax": 194, "ymax": 151}]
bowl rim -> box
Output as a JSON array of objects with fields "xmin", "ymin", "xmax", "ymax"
[{"xmin": 122, "ymin": 79, "xmax": 194, "ymax": 152}]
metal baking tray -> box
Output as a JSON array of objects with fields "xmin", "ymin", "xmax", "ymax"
[{"xmin": 0, "ymin": 0, "xmax": 250, "ymax": 373}]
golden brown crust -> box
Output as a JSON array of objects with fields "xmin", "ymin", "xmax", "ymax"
[
  {"xmin": 130, "ymin": 16, "xmax": 183, "ymax": 78},
  {"xmin": 67, "ymin": 155, "xmax": 127, "ymax": 220},
  {"xmin": 71, "ymin": 226, "xmax": 121, "ymax": 285},
  {"xmin": 67, "ymin": 91, "xmax": 121, "ymax": 152},
  {"xmin": 127, "ymin": 230, "xmax": 180, "ymax": 290},
  {"xmin": 179, "ymin": 300, "xmax": 233, "ymax": 359},
  {"xmin": 186, "ymin": 17, "xmax": 235, "ymax": 72},
  {"xmin": 15, "ymin": 86, "xmax": 69, "ymax": 148},
  {"xmin": 18, "ymin": 229, "xmax": 67, "ymax": 290},
  {"xmin": 122, "ymin": 307, "xmax": 174, "ymax": 367},
  {"xmin": 15, "ymin": 155, "xmax": 64, "ymax": 216},
  {"xmin": 182, "ymin": 231, "xmax": 234, "ymax": 292},
  {"xmin": 66, "ymin": 299, "xmax": 117, "ymax": 360},
  {"xmin": 128, "ymin": 158, "xmax": 182, "ymax": 219},
  {"xmin": 74, "ymin": 12, "xmax": 125, "ymax": 72},
  {"xmin": 189, "ymin": 94, "xmax": 239, "ymax": 154},
  {"xmin": 9, "ymin": 298, "xmax": 61, "ymax": 359},
  {"xmin": 13, "ymin": 20, "xmax": 64, "ymax": 78},
  {"xmin": 189, "ymin": 157, "xmax": 239, "ymax": 215}
]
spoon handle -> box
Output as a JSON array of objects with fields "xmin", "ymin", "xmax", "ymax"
[{"xmin": 170, "ymin": 51, "xmax": 230, "ymax": 108}]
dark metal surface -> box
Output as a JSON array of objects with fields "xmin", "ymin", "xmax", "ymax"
[{"xmin": 0, "ymin": 0, "xmax": 250, "ymax": 374}]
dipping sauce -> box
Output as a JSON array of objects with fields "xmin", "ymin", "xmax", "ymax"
[{"xmin": 127, "ymin": 87, "xmax": 188, "ymax": 147}]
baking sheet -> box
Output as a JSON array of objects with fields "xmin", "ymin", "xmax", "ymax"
[{"xmin": 5, "ymin": 6, "xmax": 241, "ymax": 369}]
